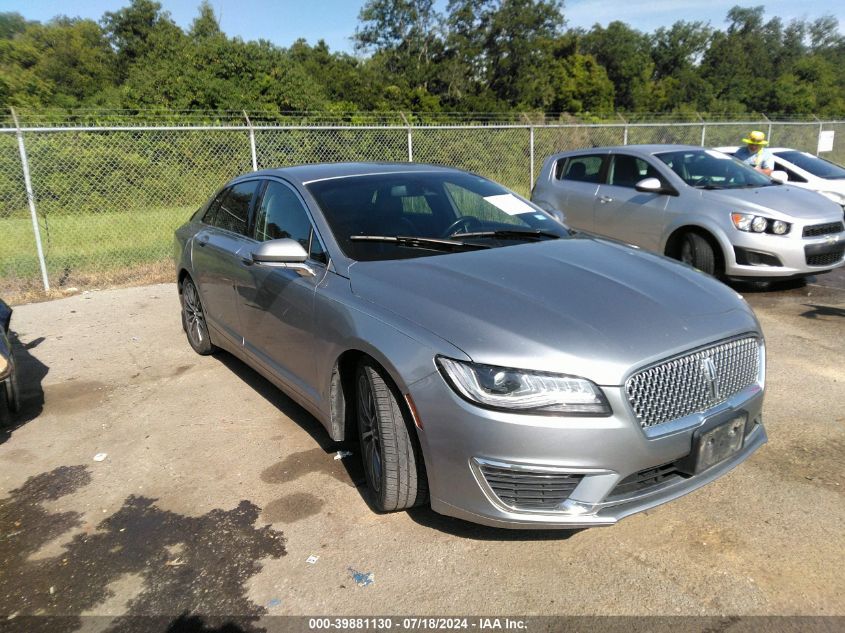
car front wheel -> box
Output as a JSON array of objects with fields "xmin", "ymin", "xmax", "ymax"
[
  {"xmin": 679, "ymin": 232, "xmax": 717, "ymax": 276},
  {"xmin": 356, "ymin": 359, "xmax": 428, "ymax": 512}
]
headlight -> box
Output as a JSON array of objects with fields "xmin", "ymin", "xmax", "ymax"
[
  {"xmin": 771, "ymin": 220, "xmax": 789, "ymax": 235},
  {"xmin": 731, "ymin": 213, "xmax": 790, "ymax": 235},
  {"xmin": 820, "ymin": 191, "xmax": 845, "ymax": 206},
  {"xmin": 437, "ymin": 357, "xmax": 611, "ymax": 415}
]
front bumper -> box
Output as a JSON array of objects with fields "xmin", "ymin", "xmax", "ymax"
[
  {"xmin": 723, "ymin": 227, "xmax": 845, "ymax": 278},
  {"xmin": 410, "ymin": 372, "xmax": 766, "ymax": 529}
]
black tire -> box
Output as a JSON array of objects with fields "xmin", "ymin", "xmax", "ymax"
[
  {"xmin": 180, "ymin": 277, "xmax": 217, "ymax": 355},
  {"xmin": 679, "ymin": 232, "xmax": 717, "ymax": 275},
  {"xmin": 355, "ymin": 359, "xmax": 428, "ymax": 512},
  {"xmin": 0, "ymin": 380, "xmax": 13, "ymax": 427}
]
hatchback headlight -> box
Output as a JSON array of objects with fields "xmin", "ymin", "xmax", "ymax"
[
  {"xmin": 731, "ymin": 212, "xmax": 791, "ymax": 235},
  {"xmin": 437, "ymin": 357, "xmax": 611, "ymax": 415}
]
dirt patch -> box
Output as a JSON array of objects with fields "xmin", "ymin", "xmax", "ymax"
[
  {"xmin": 751, "ymin": 436, "xmax": 845, "ymax": 494},
  {"xmin": 260, "ymin": 447, "xmax": 360, "ymax": 488},
  {"xmin": 261, "ymin": 493, "xmax": 325, "ymax": 523},
  {"xmin": 42, "ymin": 381, "xmax": 113, "ymax": 416}
]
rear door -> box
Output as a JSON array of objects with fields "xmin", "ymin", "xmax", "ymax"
[
  {"xmin": 191, "ymin": 179, "xmax": 262, "ymax": 346},
  {"xmin": 593, "ymin": 153, "xmax": 670, "ymax": 251},
  {"xmin": 549, "ymin": 153, "xmax": 607, "ymax": 232},
  {"xmin": 236, "ymin": 179, "xmax": 330, "ymax": 403}
]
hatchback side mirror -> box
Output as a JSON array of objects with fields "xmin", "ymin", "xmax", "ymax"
[
  {"xmin": 251, "ymin": 238, "xmax": 308, "ymax": 264},
  {"xmin": 770, "ymin": 170, "xmax": 788, "ymax": 184},
  {"xmin": 634, "ymin": 177, "xmax": 663, "ymax": 193}
]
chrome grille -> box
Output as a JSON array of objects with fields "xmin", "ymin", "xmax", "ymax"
[
  {"xmin": 625, "ymin": 337, "xmax": 760, "ymax": 429},
  {"xmin": 478, "ymin": 463, "xmax": 583, "ymax": 511}
]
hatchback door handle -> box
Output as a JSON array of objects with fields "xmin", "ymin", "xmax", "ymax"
[
  {"xmin": 599, "ymin": 195, "xmax": 613, "ymax": 204},
  {"xmin": 197, "ymin": 236, "xmax": 209, "ymax": 246}
]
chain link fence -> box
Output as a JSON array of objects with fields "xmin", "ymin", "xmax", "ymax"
[{"xmin": 2, "ymin": 116, "xmax": 844, "ymax": 303}]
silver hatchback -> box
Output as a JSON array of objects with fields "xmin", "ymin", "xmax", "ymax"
[
  {"xmin": 175, "ymin": 162, "xmax": 766, "ymax": 529},
  {"xmin": 531, "ymin": 145, "xmax": 845, "ymax": 279}
]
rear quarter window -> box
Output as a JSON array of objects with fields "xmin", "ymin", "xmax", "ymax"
[{"xmin": 559, "ymin": 156, "xmax": 604, "ymax": 183}]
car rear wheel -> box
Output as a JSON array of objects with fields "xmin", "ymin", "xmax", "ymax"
[
  {"xmin": 0, "ymin": 378, "xmax": 17, "ymax": 426},
  {"xmin": 679, "ymin": 232, "xmax": 717, "ymax": 275},
  {"xmin": 356, "ymin": 359, "xmax": 428, "ymax": 512},
  {"xmin": 181, "ymin": 277, "xmax": 217, "ymax": 355}
]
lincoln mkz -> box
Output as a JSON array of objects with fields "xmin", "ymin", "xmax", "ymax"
[{"xmin": 174, "ymin": 163, "xmax": 766, "ymax": 529}]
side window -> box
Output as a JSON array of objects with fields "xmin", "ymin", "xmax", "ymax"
[
  {"xmin": 254, "ymin": 181, "xmax": 322, "ymax": 259},
  {"xmin": 213, "ymin": 181, "xmax": 259, "ymax": 235},
  {"xmin": 778, "ymin": 163, "xmax": 807, "ymax": 183},
  {"xmin": 202, "ymin": 188, "xmax": 229, "ymax": 225},
  {"xmin": 309, "ymin": 233, "xmax": 328, "ymax": 265},
  {"xmin": 560, "ymin": 155, "xmax": 604, "ymax": 183},
  {"xmin": 608, "ymin": 155, "xmax": 653, "ymax": 188}
]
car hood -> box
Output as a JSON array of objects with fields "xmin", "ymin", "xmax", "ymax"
[
  {"xmin": 703, "ymin": 185, "xmax": 843, "ymax": 220},
  {"xmin": 349, "ymin": 237, "xmax": 759, "ymax": 385}
]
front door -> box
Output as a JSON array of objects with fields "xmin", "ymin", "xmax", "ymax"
[{"xmin": 236, "ymin": 179, "xmax": 330, "ymax": 404}]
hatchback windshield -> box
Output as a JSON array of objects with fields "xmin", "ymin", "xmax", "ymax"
[
  {"xmin": 307, "ymin": 172, "xmax": 569, "ymax": 261},
  {"xmin": 656, "ymin": 149, "xmax": 774, "ymax": 189},
  {"xmin": 774, "ymin": 150, "xmax": 845, "ymax": 180}
]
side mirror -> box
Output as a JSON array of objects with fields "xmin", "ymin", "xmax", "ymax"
[
  {"xmin": 634, "ymin": 177, "xmax": 664, "ymax": 193},
  {"xmin": 251, "ymin": 238, "xmax": 308, "ymax": 264},
  {"xmin": 770, "ymin": 170, "xmax": 788, "ymax": 184}
]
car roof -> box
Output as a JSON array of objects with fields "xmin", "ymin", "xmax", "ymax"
[
  {"xmin": 236, "ymin": 162, "xmax": 462, "ymax": 185},
  {"xmin": 552, "ymin": 144, "xmax": 708, "ymax": 158}
]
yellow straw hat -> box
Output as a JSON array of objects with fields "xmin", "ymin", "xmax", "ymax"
[{"xmin": 742, "ymin": 130, "xmax": 769, "ymax": 145}]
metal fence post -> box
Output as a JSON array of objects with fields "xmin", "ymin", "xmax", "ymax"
[
  {"xmin": 618, "ymin": 113, "xmax": 628, "ymax": 145},
  {"xmin": 10, "ymin": 108, "xmax": 50, "ymax": 293},
  {"xmin": 697, "ymin": 113, "xmax": 706, "ymax": 146},
  {"xmin": 813, "ymin": 115, "xmax": 823, "ymax": 156},
  {"xmin": 529, "ymin": 126, "xmax": 535, "ymax": 191},
  {"xmin": 761, "ymin": 113, "xmax": 772, "ymax": 144},
  {"xmin": 243, "ymin": 111, "xmax": 258, "ymax": 171},
  {"xmin": 401, "ymin": 112, "xmax": 413, "ymax": 162}
]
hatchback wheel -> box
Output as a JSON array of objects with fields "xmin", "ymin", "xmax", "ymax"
[
  {"xmin": 679, "ymin": 232, "xmax": 717, "ymax": 275},
  {"xmin": 181, "ymin": 278, "xmax": 217, "ymax": 355},
  {"xmin": 356, "ymin": 360, "xmax": 428, "ymax": 512}
]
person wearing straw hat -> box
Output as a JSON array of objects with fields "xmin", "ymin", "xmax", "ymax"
[{"xmin": 735, "ymin": 130, "xmax": 774, "ymax": 176}]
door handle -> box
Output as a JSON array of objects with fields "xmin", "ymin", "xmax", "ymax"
[
  {"xmin": 197, "ymin": 235, "xmax": 209, "ymax": 247},
  {"xmin": 599, "ymin": 195, "xmax": 614, "ymax": 204}
]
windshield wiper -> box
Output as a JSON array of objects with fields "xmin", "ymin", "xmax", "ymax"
[
  {"xmin": 449, "ymin": 229, "xmax": 562, "ymax": 241},
  {"xmin": 349, "ymin": 235, "xmax": 491, "ymax": 252}
]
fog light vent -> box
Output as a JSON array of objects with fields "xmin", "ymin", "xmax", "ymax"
[{"xmin": 478, "ymin": 463, "xmax": 583, "ymax": 511}]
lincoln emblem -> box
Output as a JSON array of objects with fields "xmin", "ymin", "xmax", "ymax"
[{"xmin": 701, "ymin": 357, "xmax": 720, "ymax": 401}]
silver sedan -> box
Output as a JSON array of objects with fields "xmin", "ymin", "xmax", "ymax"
[
  {"xmin": 174, "ymin": 163, "xmax": 766, "ymax": 529},
  {"xmin": 531, "ymin": 145, "xmax": 845, "ymax": 280}
]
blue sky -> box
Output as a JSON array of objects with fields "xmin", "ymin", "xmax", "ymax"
[{"xmin": 1, "ymin": 0, "xmax": 842, "ymax": 53}]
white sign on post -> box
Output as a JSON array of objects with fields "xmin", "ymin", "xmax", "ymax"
[{"xmin": 817, "ymin": 130, "xmax": 835, "ymax": 153}]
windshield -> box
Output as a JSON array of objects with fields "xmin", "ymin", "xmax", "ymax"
[
  {"xmin": 306, "ymin": 172, "xmax": 569, "ymax": 261},
  {"xmin": 774, "ymin": 151, "xmax": 845, "ymax": 180},
  {"xmin": 656, "ymin": 149, "xmax": 774, "ymax": 189}
]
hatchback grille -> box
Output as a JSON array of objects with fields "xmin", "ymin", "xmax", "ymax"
[
  {"xmin": 806, "ymin": 248, "xmax": 844, "ymax": 267},
  {"xmin": 478, "ymin": 463, "xmax": 583, "ymax": 511},
  {"xmin": 803, "ymin": 222, "xmax": 844, "ymax": 238},
  {"xmin": 625, "ymin": 337, "xmax": 760, "ymax": 429}
]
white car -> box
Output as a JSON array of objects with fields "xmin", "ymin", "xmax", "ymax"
[{"xmin": 716, "ymin": 146, "xmax": 845, "ymax": 209}]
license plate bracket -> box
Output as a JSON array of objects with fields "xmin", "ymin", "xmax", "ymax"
[{"xmin": 692, "ymin": 415, "xmax": 747, "ymax": 474}]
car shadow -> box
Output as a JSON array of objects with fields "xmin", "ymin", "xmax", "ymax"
[
  {"xmin": 800, "ymin": 303, "xmax": 845, "ymax": 319},
  {"xmin": 0, "ymin": 333, "xmax": 48, "ymax": 445},
  {"xmin": 212, "ymin": 351, "xmax": 367, "ymax": 485}
]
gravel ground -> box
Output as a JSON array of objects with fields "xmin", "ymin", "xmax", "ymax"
[{"xmin": 0, "ymin": 269, "xmax": 843, "ymax": 626}]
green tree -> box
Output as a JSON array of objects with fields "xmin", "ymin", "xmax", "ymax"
[{"xmin": 580, "ymin": 21, "xmax": 654, "ymax": 111}]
